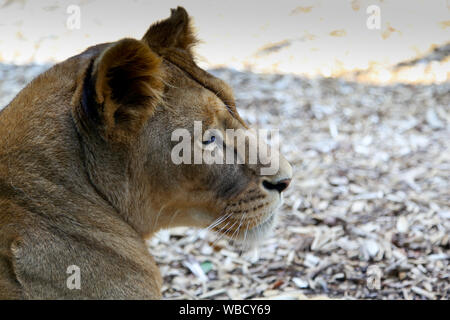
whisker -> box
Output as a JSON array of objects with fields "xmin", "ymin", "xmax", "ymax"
[
  {"xmin": 243, "ymin": 220, "xmax": 250, "ymax": 244},
  {"xmin": 205, "ymin": 212, "xmax": 232, "ymax": 232},
  {"xmin": 230, "ymin": 210, "xmax": 246, "ymax": 243},
  {"xmin": 151, "ymin": 204, "xmax": 167, "ymax": 233},
  {"xmin": 166, "ymin": 209, "xmax": 181, "ymax": 228},
  {"xmin": 195, "ymin": 212, "xmax": 230, "ymax": 240},
  {"xmin": 210, "ymin": 218, "xmax": 234, "ymax": 247},
  {"xmin": 212, "ymin": 219, "xmax": 238, "ymax": 246}
]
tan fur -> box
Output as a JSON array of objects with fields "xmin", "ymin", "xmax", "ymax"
[{"xmin": 0, "ymin": 7, "xmax": 292, "ymax": 299}]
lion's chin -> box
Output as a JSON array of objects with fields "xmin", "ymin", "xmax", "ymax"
[
  {"xmin": 228, "ymin": 211, "xmax": 278, "ymax": 251},
  {"xmin": 228, "ymin": 196, "xmax": 283, "ymax": 250}
]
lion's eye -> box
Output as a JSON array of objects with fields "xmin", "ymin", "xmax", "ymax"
[{"xmin": 202, "ymin": 135, "xmax": 216, "ymax": 145}]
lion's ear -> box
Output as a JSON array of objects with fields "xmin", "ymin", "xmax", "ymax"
[
  {"xmin": 82, "ymin": 38, "xmax": 164, "ymax": 141},
  {"xmin": 142, "ymin": 6, "xmax": 197, "ymax": 55}
]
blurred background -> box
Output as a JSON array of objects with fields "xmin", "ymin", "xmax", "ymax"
[
  {"xmin": 0, "ymin": 0, "xmax": 449, "ymax": 299},
  {"xmin": 1, "ymin": 0, "xmax": 449, "ymax": 82}
]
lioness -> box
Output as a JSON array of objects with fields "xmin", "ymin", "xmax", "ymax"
[{"xmin": 0, "ymin": 7, "xmax": 292, "ymax": 299}]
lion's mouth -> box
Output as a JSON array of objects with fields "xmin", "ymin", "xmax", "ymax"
[{"xmin": 208, "ymin": 195, "xmax": 282, "ymax": 248}]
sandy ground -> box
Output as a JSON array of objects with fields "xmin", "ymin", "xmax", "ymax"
[{"xmin": 0, "ymin": 57, "xmax": 448, "ymax": 299}]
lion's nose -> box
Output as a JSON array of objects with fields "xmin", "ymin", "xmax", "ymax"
[{"xmin": 262, "ymin": 178, "xmax": 291, "ymax": 193}]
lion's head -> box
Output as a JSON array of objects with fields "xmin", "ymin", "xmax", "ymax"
[{"xmin": 71, "ymin": 7, "xmax": 292, "ymax": 246}]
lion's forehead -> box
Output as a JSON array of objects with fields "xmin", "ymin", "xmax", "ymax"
[
  {"xmin": 159, "ymin": 50, "xmax": 237, "ymax": 109},
  {"xmin": 160, "ymin": 59, "xmax": 240, "ymax": 124}
]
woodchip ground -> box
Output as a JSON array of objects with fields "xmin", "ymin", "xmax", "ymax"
[{"xmin": 1, "ymin": 48, "xmax": 448, "ymax": 299}]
